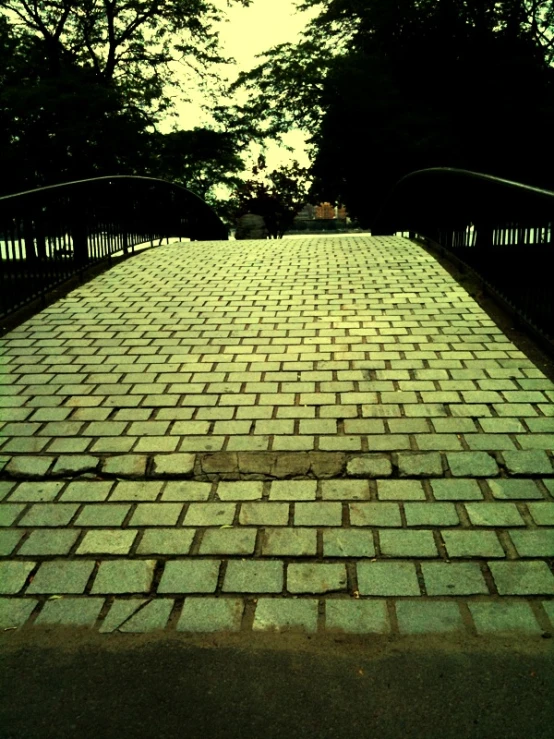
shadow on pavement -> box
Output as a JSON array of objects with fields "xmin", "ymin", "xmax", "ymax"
[{"xmin": 1, "ymin": 630, "xmax": 553, "ymax": 739}]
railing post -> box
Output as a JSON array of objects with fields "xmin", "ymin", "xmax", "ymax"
[{"xmin": 72, "ymin": 211, "xmax": 89, "ymax": 267}]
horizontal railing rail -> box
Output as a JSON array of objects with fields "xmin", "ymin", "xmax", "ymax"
[
  {"xmin": 372, "ymin": 167, "xmax": 554, "ymax": 344},
  {"xmin": 0, "ymin": 175, "xmax": 228, "ymax": 316}
]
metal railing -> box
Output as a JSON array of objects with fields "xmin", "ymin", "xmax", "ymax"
[
  {"xmin": 0, "ymin": 175, "xmax": 228, "ymax": 317},
  {"xmin": 372, "ymin": 167, "xmax": 554, "ymax": 344}
]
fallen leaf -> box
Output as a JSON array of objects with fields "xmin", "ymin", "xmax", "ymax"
[
  {"xmin": 3, "ymin": 627, "xmax": 17, "ymax": 632},
  {"xmin": 48, "ymin": 595, "xmax": 63, "ymax": 600},
  {"xmin": 220, "ymin": 524, "xmax": 233, "ymax": 529}
]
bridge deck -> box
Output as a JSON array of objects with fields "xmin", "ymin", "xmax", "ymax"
[{"xmin": 1, "ymin": 235, "xmax": 553, "ymax": 635}]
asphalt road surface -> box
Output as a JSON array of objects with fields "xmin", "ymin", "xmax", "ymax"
[{"xmin": 1, "ymin": 631, "xmax": 553, "ymax": 739}]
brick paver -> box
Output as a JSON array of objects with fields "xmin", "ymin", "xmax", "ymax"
[{"xmin": 1, "ymin": 235, "xmax": 553, "ymax": 634}]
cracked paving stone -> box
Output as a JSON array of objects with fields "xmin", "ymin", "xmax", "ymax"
[{"xmin": 91, "ymin": 560, "xmax": 156, "ymax": 594}]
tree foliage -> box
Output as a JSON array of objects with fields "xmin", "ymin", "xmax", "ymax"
[
  {"xmin": 1, "ymin": 0, "xmax": 252, "ymax": 114},
  {"xmin": 0, "ymin": 2, "xmax": 251, "ymax": 194},
  {"xmin": 148, "ymin": 127, "xmax": 245, "ymax": 201},
  {"xmin": 230, "ymin": 1, "xmax": 554, "ymax": 225},
  {"xmin": 230, "ymin": 156, "xmax": 309, "ymax": 238}
]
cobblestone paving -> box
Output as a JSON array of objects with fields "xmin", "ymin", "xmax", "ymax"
[{"xmin": 1, "ymin": 235, "xmax": 553, "ymax": 635}]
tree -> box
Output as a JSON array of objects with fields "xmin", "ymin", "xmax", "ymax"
[
  {"xmin": 148, "ymin": 127, "xmax": 246, "ymax": 201},
  {"xmin": 0, "ymin": 18, "xmax": 152, "ymax": 193},
  {"xmin": 1, "ymin": 1, "xmax": 252, "ymax": 117},
  {"xmin": 229, "ymin": 1, "xmax": 554, "ymax": 224},
  {"xmin": 0, "ymin": 2, "xmax": 252, "ymax": 193},
  {"xmin": 231, "ymin": 157, "xmax": 309, "ymax": 238}
]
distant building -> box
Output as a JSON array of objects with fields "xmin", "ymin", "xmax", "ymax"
[
  {"xmin": 315, "ymin": 202, "xmax": 335, "ymax": 220},
  {"xmin": 295, "ymin": 203, "xmax": 316, "ymax": 220},
  {"xmin": 312, "ymin": 202, "xmax": 348, "ymax": 220}
]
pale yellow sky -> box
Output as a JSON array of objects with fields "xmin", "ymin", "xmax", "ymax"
[{"xmin": 162, "ymin": 0, "xmax": 318, "ymax": 170}]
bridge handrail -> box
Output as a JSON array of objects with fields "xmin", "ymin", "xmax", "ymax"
[
  {"xmin": 371, "ymin": 167, "xmax": 554, "ymax": 345},
  {"xmin": 0, "ymin": 175, "xmax": 228, "ymax": 317}
]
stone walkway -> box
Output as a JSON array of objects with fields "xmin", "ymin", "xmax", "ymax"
[{"xmin": 1, "ymin": 235, "xmax": 553, "ymax": 635}]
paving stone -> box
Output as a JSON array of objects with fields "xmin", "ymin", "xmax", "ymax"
[
  {"xmin": 527, "ymin": 502, "xmax": 554, "ymax": 525},
  {"xmin": 151, "ymin": 453, "xmax": 196, "ymax": 476},
  {"xmin": 137, "ymin": 529, "xmax": 195, "ymax": 555},
  {"xmin": 508, "ymin": 530, "xmax": 554, "ymax": 557},
  {"xmin": 223, "ymin": 560, "xmax": 284, "ymax": 593},
  {"xmin": 75, "ymin": 504, "xmax": 130, "ymax": 526},
  {"xmin": 217, "ymin": 481, "xmax": 264, "ymax": 500},
  {"xmin": 253, "ymin": 598, "xmax": 318, "ymax": 632},
  {"xmin": 158, "ymin": 560, "xmax": 220, "ymax": 593},
  {"xmin": 469, "ymin": 602, "xmax": 542, "ymax": 635},
  {"xmin": 379, "ymin": 530, "xmax": 437, "ymax": 557},
  {"xmin": 110, "ymin": 481, "xmax": 163, "ymax": 501},
  {"xmin": 91, "ymin": 438, "xmax": 135, "ymax": 453},
  {"xmin": 396, "ymin": 601, "xmax": 464, "ymax": 634},
  {"xmin": 321, "ymin": 479, "xmax": 370, "ymax": 500},
  {"xmin": 18, "ymin": 529, "xmax": 79, "ymax": 555},
  {"xmin": 0, "ymin": 504, "xmax": 26, "ymax": 526},
  {"xmin": 9, "ymin": 481, "xmax": 64, "ymax": 502},
  {"xmin": 184, "ymin": 502, "xmax": 235, "ymax": 526},
  {"xmin": 543, "ymin": 600, "xmax": 554, "ymax": 628},
  {"xmin": 177, "ymin": 597, "xmax": 244, "ymax": 631},
  {"xmin": 269, "ymin": 480, "xmax": 317, "ymax": 500},
  {"xmin": 19, "ymin": 503, "xmax": 78, "ymax": 527},
  {"xmin": 287, "ymin": 563, "xmax": 347, "ymax": 593},
  {"xmin": 91, "ymin": 560, "xmax": 156, "ymax": 593},
  {"xmin": 255, "ymin": 420, "xmax": 295, "ymax": 435},
  {"xmin": 377, "ymin": 480, "xmax": 426, "ymax": 501},
  {"xmin": 0, "ymin": 482, "xmax": 15, "ymax": 501},
  {"xmin": 431, "ymin": 479, "xmax": 483, "ymax": 500},
  {"xmin": 51, "ymin": 455, "xmax": 100, "ymax": 476},
  {"xmin": 27, "ymin": 561, "xmax": 94, "ymax": 594},
  {"xmin": 397, "ymin": 452, "xmax": 443, "ymax": 477},
  {"xmin": 0, "ymin": 529, "xmax": 24, "ymax": 555},
  {"xmin": 272, "ymin": 436, "xmax": 315, "ymax": 451},
  {"xmin": 447, "ymin": 452, "xmax": 499, "ymax": 477},
  {"xmin": 350, "ymin": 502, "xmax": 401, "ymax": 527},
  {"xmin": 5, "ymin": 456, "xmax": 54, "ymax": 478},
  {"xmin": 162, "ymin": 482, "xmax": 211, "ymax": 501},
  {"xmin": 199, "ymin": 528, "xmax": 257, "ymax": 555},
  {"xmin": 294, "ymin": 502, "xmax": 342, "ymax": 526},
  {"xmin": 129, "ymin": 503, "xmax": 182, "ymax": 526},
  {"xmin": 346, "ymin": 455, "xmax": 392, "ymax": 478},
  {"xmin": 357, "ymin": 561, "xmax": 420, "ymax": 596},
  {"xmin": 0, "ymin": 598, "xmax": 37, "ymax": 628},
  {"xmin": 489, "ymin": 561, "xmax": 554, "ymax": 594},
  {"xmin": 35, "ymin": 598, "xmax": 104, "ymax": 627},
  {"xmin": 323, "ymin": 528, "xmax": 375, "ymax": 557},
  {"xmin": 262, "ymin": 528, "xmax": 317, "ymax": 556},
  {"xmin": 325, "ymin": 600, "xmax": 389, "ymax": 633},
  {"xmin": 60, "ymin": 481, "xmax": 114, "ymax": 502},
  {"xmin": 0, "ymin": 561, "xmax": 35, "ymax": 593},
  {"xmin": 442, "ymin": 530, "xmax": 505, "ymax": 558},
  {"xmin": 98, "ymin": 599, "xmax": 146, "ymax": 633},
  {"xmin": 344, "ymin": 420, "xmax": 386, "ymax": 434},
  {"xmin": 465, "ymin": 502, "xmax": 525, "ymax": 527},
  {"xmin": 101, "ymin": 455, "xmax": 148, "ymax": 477},
  {"xmin": 239, "ymin": 502, "xmax": 289, "ymax": 526},
  {"xmin": 117, "ymin": 599, "xmax": 174, "ymax": 632},
  {"xmin": 421, "ymin": 562, "xmax": 489, "ymax": 595},
  {"xmin": 480, "ymin": 418, "xmax": 526, "ymax": 433},
  {"xmin": 502, "ymin": 451, "xmax": 552, "ymax": 475},
  {"xmin": 487, "ymin": 479, "xmax": 543, "ymax": 500},
  {"xmin": 404, "ymin": 502, "xmax": 459, "ymax": 526},
  {"xmin": 77, "ymin": 530, "xmax": 137, "ymax": 555}
]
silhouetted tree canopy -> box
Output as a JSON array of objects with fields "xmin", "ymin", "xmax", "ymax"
[
  {"xmin": 0, "ymin": 2, "xmax": 251, "ymax": 195},
  {"xmin": 229, "ymin": 0, "xmax": 554, "ymax": 225}
]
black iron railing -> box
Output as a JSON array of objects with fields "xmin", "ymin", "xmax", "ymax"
[
  {"xmin": 372, "ymin": 168, "xmax": 554, "ymax": 343},
  {"xmin": 0, "ymin": 175, "xmax": 228, "ymax": 316}
]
